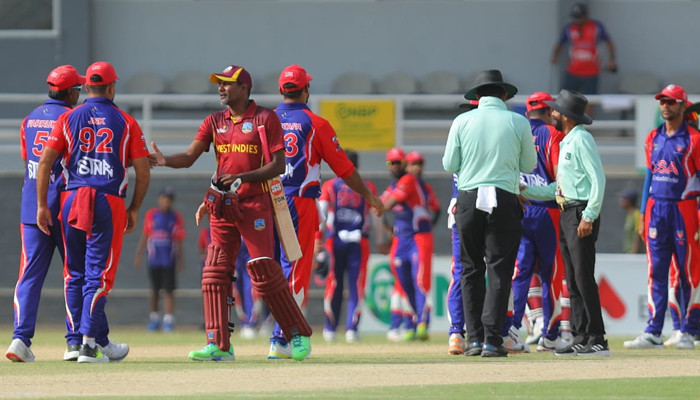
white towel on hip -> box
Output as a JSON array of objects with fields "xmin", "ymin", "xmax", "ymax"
[{"xmin": 476, "ymin": 186, "xmax": 498, "ymax": 214}]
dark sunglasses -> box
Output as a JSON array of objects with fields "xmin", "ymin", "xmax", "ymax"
[
  {"xmin": 386, "ymin": 160, "xmax": 402, "ymax": 166},
  {"xmin": 659, "ymin": 98, "xmax": 682, "ymax": 106}
]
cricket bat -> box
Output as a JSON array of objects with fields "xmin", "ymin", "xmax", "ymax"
[{"xmin": 258, "ymin": 125, "xmax": 302, "ymax": 261}]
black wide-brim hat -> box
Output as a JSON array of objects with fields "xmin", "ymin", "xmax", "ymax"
[
  {"xmin": 464, "ymin": 69, "xmax": 518, "ymax": 101},
  {"xmin": 545, "ymin": 89, "xmax": 592, "ymax": 125}
]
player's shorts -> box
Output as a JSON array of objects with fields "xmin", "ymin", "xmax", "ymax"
[
  {"xmin": 148, "ymin": 266, "xmax": 176, "ymax": 293},
  {"xmin": 563, "ymin": 73, "xmax": 598, "ymax": 94}
]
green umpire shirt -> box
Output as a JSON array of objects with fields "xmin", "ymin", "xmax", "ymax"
[
  {"xmin": 523, "ymin": 124, "xmax": 606, "ymax": 220},
  {"xmin": 442, "ymin": 97, "xmax": 537, "ymax": 194}
]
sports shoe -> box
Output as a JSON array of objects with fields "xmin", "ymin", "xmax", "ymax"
[
  {"xmin": 386, "ymin": 329, "xmax": 402, "ymax": 342},
  {"xmin": 345, "ymin": 330, "xmax": 359, "ymax": 343},
  {"xmin": 147, "ymin": 320, "xmax": 160, "ymax": 332},
  {"xmin": 502, "ymin": 326, "xmax": 526, "ymax": 353},
  {"xmin": 664, "ymin": 330, "xmax": 682, "ymax": 347},
  {"xmin": 100, "ymin": 341, "xmax": 129, "ymax": 362},
  {"xmin": 577, "ymin": 339, "xmax": 611, "ymax": 356},
  {"xmin": 537, "ymin": 336, "xmax": 571, "ymax": 352},
  {"xmin": 267, "ymin": 340, "xmax": 292, "ymax": 359},
  {"xmin": 416, "ymin": 323, "xmax": 429, "ymax": 341},
  {"xmin": 240, "ymin": 326, "xmax": 256, "ymax": 340},
  {"xmin": 188, "ymin": 343, "xmax": 235, "ymax": 361},
  {"xmin": 5, "ymin": 339, "xmax": 35, "ymax": 363},
  {"xmin": 448, "ymin": 333, "xmax": 466, "ymax": 355},
  {"xmin": 402, "ymin": 329, "xmax": 416, "ymax": 341},
  {"xmin": 63, "ymin": 344, "xmax": 81, "ymax": 361},
  {"xmin": 554, "ymin": 340, "xmax": 587, "ymax": 357},
  {"xmin": 675, "ymin": 332, "xmax": 695, "ymax": 350},
  {"xmin": 481, "ymin": 343, "xmax": 508, "ymax": 358},
  {"xmin": 162, "ymin": 321, "xmax": 174, "ymax": 332},
  {"xmin": 291, "ymin": 335, "xmax": 311, "ymax": 361},
  {"xmin": 623, "ymin": 333, "xmax": 664, "ymax": 349},
  {"xmin": 464, "ymin": 341, "xmax": 483, "ymax": 356},
  {"xmin": 77, "ymin": 344, "xmax": 110, "ymax": 363},
  {"xmin": 525, "ymin": 318, "xmax": 544, "ymax": 345},
  {"xmin": 322, "ymin": 329, "xmax": 336, "ymax": 343}
]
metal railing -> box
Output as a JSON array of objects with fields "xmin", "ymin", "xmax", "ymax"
[{"xmin": 0, "ymin": 92, "xmax": 640, "ymax": 158}]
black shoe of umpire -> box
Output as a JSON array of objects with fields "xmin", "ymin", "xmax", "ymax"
[
  {"xmin": 481, "ymin": 343, "xmax": 508, "ymax": 357},
  {"xmin": 577, "ymin": 336, "xmax": 611, "ymax": 357},
  {"xmin": 464, "ymin": 341, "xmax": 483, "ymax": 357}
]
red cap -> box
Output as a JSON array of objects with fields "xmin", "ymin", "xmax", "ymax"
[
  {"xmin": 279, "ymin": 64, "xmax": 313, "ymax": 91},
  {"xmin": 85, "ymin": 62, "xmax": 119, "ymax": 85},
  {"xmin": 405, "ymin": 151, "xmax": 424, "ymax": 163},
  {"xmin": 526, "ymin": 91, "xmax": 554, "ymax": 112},
  {"xmin": 46, "ymin": 65, "xmax": 85, "ymax": 91},
  {"xmin": 655, "ymin": 84, "xmax": 687, "ymax": 102},
  {"xmin": 385, "ymin": 147, "xmax": 405, "ymax": 162},
  {"xmin": 209, "ymin": 65, "xmax": 253, "ymax": 89}
]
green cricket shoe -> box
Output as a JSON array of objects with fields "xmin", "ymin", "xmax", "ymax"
[
  {"xmin": 290, "ymin": 335, "xmax": 311, "ymax": 361},
  {"xmin": 416, "ymin": 323, "xmax": 429, "ymax": 341},
  {"xmin": 188, "ymin": 343, "xmax": 235, "ymax": 362}
]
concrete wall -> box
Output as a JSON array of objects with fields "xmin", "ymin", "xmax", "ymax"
[{"xmin": 2, "ymin": 1, "xmax": 700, "ymax": 96}]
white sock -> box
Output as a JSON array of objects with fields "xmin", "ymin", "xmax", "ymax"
[{"xmin": 163, "ymin": 314, "xmax": 174, "ymax": 324}]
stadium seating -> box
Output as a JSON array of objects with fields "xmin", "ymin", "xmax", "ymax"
[
  {"xmin": 376, "ymin": 72, "xmax": 418, "ymax": 94},
  {"xmin": 123, "ymin": 71, "xmax": 166, "ymax": 94},
  {"xmin": 420, "ymin": 70, "xmax": 462, "ymax": 94},
  {"xmin": 331, "ymin": 72, "xmax": 374, "ymax": 94},
  {"xmin": 169, "ymin": 70, "xmax": 212, "ymax": 94},
  {"xmin": 617, "ymin": 70, "xmax": 660, "ymax": 94}
]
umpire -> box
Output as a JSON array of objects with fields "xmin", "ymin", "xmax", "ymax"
[
  {"xmin": 522, "ymin": 89, "xmax": 609, "ymax": 356},
  {"xmin": 443, "ymin": 69, "xmax": 537, "ymax": 357}
]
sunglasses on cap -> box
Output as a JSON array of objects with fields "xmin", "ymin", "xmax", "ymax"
[
  {"xmin": 659, "ymin": 98, "xmax": 683, "ymax": 106},
  {"xmin": 386, "ymin": 160, "xmax": 402, "ymax": 166}
]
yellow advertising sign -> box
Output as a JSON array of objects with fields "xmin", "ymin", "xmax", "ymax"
[{"xmin": 319, "ymin": 99, "xmax": 395, "ymax": 150}]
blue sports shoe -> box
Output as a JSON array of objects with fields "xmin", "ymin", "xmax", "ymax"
[{"xmin": 147, "ymin": 320, "xmax": 160, "ymax": 332}]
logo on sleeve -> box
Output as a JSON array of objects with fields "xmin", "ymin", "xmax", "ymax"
[{"xmin": 254, "ymin": 219, "xmax": 266, "ymax": 231}]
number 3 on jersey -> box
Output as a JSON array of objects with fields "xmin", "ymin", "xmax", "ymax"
[{"xmin": 284, "ymin": 132, "xmax": 299, "ymax": 157}]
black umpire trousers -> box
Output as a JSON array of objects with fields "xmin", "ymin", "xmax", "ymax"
[
  {"xmin": 455, "ymin": 188, "xmax": 522, "ymax": 347},
  {"xmin": 559, "ymin": 204, "xmax": 606, "ymax": 343}
]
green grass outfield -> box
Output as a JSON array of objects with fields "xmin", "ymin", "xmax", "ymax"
[{"xmin": 1, "ymin": 326, "xmax": 699, "ymax": 399}]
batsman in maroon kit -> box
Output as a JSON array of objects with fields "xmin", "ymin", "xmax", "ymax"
[{"xmin": 150, "ymin": 65, "xmax": 312, "ymax": 361}]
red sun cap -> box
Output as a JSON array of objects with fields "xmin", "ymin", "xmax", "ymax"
[
  {"xmin": 85, "ymin": 61, "xmax": 119, "ymax": 85},
  {"xmin": 47, "ymin": 65, "xmax": 85, "ymax": 91},
  {"xmin": 526, "ymin": 91, "xmax": 554, "ymax": 112},
  {"xmin": 209, "ymin": 65, "xmax": 253, "ymax": 89},
  {"xmin": 279, "ymin": 64, "xmax": 313, "ymax": 91},
  {"xmin": 655, "ymin": 84, "xmax": 687, "ymax": 102},
  {"xmin": 405, "ymin": 151, "xmax": 424, "ymax": 163},
  {"xmin": 385, "ymin": 147, "xmax": 406, "ymax": 162}
]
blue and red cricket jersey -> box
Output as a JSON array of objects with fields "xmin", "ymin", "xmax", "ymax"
[{"xmin": 142, "ymin": 208, "xmax": 186, "ymax": 268}]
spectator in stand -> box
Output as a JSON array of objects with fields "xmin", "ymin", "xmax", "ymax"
[{"xmin": 551, "ymin": 2, "xmax": 617, "ymax": 95}]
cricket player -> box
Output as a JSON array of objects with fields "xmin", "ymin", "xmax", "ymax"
[
  {"xmin": 271, "ymin": 64, "xmax": 383, "ymax": 356},
  {"xmin": 501, "ymin": 92, "xmax": 567, "ymax": 353},
  {"xmin": 151, "ymin": 64, "xmax": 313, "ymax": 361},
  {"xmin": 6, "ymin": 65, "xmax": 82, "ymax": 363},
  {"xmin": 319, "ymin": 150, "xmax": 384, "ymax": 342},
  {"xmin": 36, "ymin": 61, "xmax": 150, "ymax": 363},
  {"xmin": 625, "ymin": 84, "xmax": 700, "ymax": 350}
]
